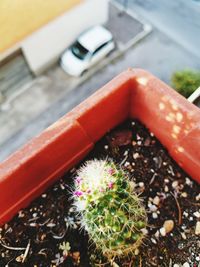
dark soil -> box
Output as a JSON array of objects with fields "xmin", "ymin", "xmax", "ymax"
[{"xmin": 0, "ymin": 120, "xmax": 199, "ymax": 267}]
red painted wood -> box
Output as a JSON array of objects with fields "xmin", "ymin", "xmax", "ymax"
[{"xmin": 0, "ymin": 68, "xmax": 199, "ymax": 225}]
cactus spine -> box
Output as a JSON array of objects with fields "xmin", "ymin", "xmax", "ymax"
[{"xmin": 73, "ymin": 160, "xmax": 147, "ymax": 259}]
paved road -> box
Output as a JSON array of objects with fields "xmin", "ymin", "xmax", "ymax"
[
  {"xmin": 1, "ymin": 29, "xmax": 200, "ymax": 161},
  {"xmin": 116, "ymin": 0, "xmax": 200, "ymax": 58}
]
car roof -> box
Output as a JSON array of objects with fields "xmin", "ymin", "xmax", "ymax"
[{"xmin": 78, "ymin": 25, "xmax": 113, "ymax": 53}]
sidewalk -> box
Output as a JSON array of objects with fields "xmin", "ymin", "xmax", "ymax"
[
  {"xmin": 107, "ymin": 3, "xmax": 144, "ymax": 46},
  {"xmin": 106, "ymin": 2, "xmax": 151, "ymax": 50}
]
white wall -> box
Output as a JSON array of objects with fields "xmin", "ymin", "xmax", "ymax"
[{"xmin": 22, "ymin": 0, "xmax": 109, "ymax": 75}]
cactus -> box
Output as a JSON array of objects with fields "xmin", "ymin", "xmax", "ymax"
[{"xmin": 73, "ymin": 159, "xmax": 147, "ymax": 260}]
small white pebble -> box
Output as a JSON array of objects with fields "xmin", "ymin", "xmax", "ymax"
[
  {"xmin": 194, "ymin": 211, "xmax": 200, "ymax": 218},
  {"xmin": 30, "ymin": 223, "xmax": 37, "ymax": 227},
  {"xmin": 136, "ymin": 134, "xmax": 140, "ymax": 140},
  {"xmin": 148, "ymin": 204, "xmax": 157, "ymax": 212},
  {"xmin": 181, "ymin": 232, "xmax": 187, "ymax": 240},
  {"xmin": 153, "ymin": 196, "xmax": 160, "ymax": 206},
  {"xmin": 172, "ymin": 181, "xmax": 178, "ymax": 188},
  {"xmin": 196, "ymin": 256, "xmax": 200, "ymax": 261},
  {"xmin": 134, "ymin": 248, "xmax": 140, "ymax": 256},
  {"xmin": 196, "ymin": 193, "xmax": 200, "ymax": 201},
  {"xmin": 123, "ymin": 150, "xmax": 128, "ymax": 156},
  {"xmin": 150, "ymin": 132, "xmax": 154, "ymax": 136},
  {"xmin": 131, "ymin": 122, "xmax": 135, "ymax": 126},
  {"xmin": 164, "ymin": 185, "xmax": 169, "ymax": 192},
  {"xmin": 131, "ymin": 162, "xmax": 135, "ymax": 166},
  {"xmin": 60, "ymin": 184, "xmax": 65, "ymax": 190},
  {"xmin": 181, "ymin": 225, "xmax": 186, "ymax": 230},
  {"xmin": 138, "ymin": 182, "xmax": 144, "ymax": 188},
  {"xmin": 195, "ymin": 221, "xmax": 200, "ymax": 235},
  {"xmin": 155, "ymin": 230, "xmax": 159, "ymax": 238},
  {"xmin": 104, "ymin": 145, "xmax": 109, "ymax": 150},
  {"xmin": 164, "ymin": 178, "xmax": 169, "ymax": 183},
  {"xmin": 124, "ymin": 161, "xmax": 130, "ymax": 167},
  {"xmin": 42, "ymin": 194, "xmax": 47, "ymax": 198},
  {"xmin": 185, "ymin": 177, "xmax": 192, "ymax": 186},
  {"xmin": 47, "ymin": 223, "xmax": 56, "ymax": 228},
  {"xmin": 163, "ymin": 220, "xmax": 174, "ymax": 234},
  {"xmin": 141, "ymin": 228, "xmax": 148, "ymax": 235},
  {"xmin": 69, "ymin": 207, "xmax": 75, "ymax": 213},
  {"xmin": 183, "ymin": 211, "xmax": 188, "ymax": 217},
  {"xmin": 183, "ymin": 262, "xmax": 190, "ymax": 267},
  {"xmin": 133, "ymin": 152, "xmax": 140, "ymax": 159},
  {"xmin": 160, "ymin": 227, "xmax": 166, "ymax": 236},
  {"xmin": 163, "ymin": 162, "xmax": 167, "ymax": 166},
  {"xmin": 181, "ymin": 192, "xmax": 188, "ymax": 198},
  {"xmin": 152, "ymin": 212, "xmax": 158, "ymax": 219},
  {"xmin": 151, "ymin": 238, "xmax": 157, "ymax": 244},
  {"xmin": 18, "ymin": 211, "xmax": 25, "ymax": 218},
  {"xmin": 189, "ymin": 216, "xmax": 193, "ymax": 221},
  {"xmin": 173, "ymin": 264, "xmax": 179, "ymax": 267}
]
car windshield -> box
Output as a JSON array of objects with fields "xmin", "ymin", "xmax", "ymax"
[{"xmin": 71, "ymin": 41, "xmax": 90, "ymax": 60}]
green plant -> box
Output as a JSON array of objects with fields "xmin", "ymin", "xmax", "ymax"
[
  {"xmin": 171, "ymin": 69, "xmax": 200, "ymax": 98},
  {"xmin": 59, "ymin": 241, "xmax": 71, "ymax": 257},
  {"xmin": 73, "ymin": 160, "xmax": 147, "ymax": 260}
]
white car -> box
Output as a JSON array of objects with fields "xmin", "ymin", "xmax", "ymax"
[{"xmin": 60, "ymin": 25, "xmax": 115, "ymax": 76}]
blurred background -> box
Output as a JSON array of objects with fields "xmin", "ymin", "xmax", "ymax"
[{"xmin": 0, "ymin": 0, "xmax": 200, "ymax": 161}]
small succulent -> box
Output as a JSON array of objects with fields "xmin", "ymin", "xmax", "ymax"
[
  {"xmin": 59, "ymin": 241, "xmax": 71, "ymax": 257},
  {"xmin": 73, "ymin": 159, "xmax": 147, "ymax": 260}
]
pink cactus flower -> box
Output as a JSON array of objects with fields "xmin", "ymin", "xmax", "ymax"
[
  {"xmin": 108, "ymin": 182, "xmax": 114, "ymax": 189},
  {"xmin": 108, "ymin": 168, "xmax": 115, "ymax": 175},
  {"xmin": 75, "ymin": 177, "xmax": 82, "ymax": 184},
  {"xmin": 74, "ymin": 191, "xmax": 83, "ymax": 197}
]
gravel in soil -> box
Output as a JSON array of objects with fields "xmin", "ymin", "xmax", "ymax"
[{"xmin": 0, "ymin": 120, "xmax": 199, "ymax": 267}]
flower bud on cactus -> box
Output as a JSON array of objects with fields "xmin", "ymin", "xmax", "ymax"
[{"xmin": 73, "ymin": 160, "xmax": 147, "ymax": 259}]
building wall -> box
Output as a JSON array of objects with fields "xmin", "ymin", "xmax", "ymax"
[
  {"xmin": 0, "ymin": 0, "xmax": 82, "ymax": 53},
  {"xmin": 22, "ymin": 0, "xmax": 109, "ymax": 75}
]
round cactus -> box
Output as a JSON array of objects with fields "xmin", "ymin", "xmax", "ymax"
[{"xmin": 73, "ymin": 159, "xmax": 147, "ymax": 259}]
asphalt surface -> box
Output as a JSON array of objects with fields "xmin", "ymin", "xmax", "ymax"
[
  {"xmin": 116, "ymin": 0, "xmax": 200, "ymax": 59},
  {"xmin": 1, "ymin": 28, "xmax": 200, "ymax": 162}
]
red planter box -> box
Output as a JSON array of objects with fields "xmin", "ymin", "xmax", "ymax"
[{"xmin": 0, "ymin": 68, "xmax": 199, "ymax": 225}]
